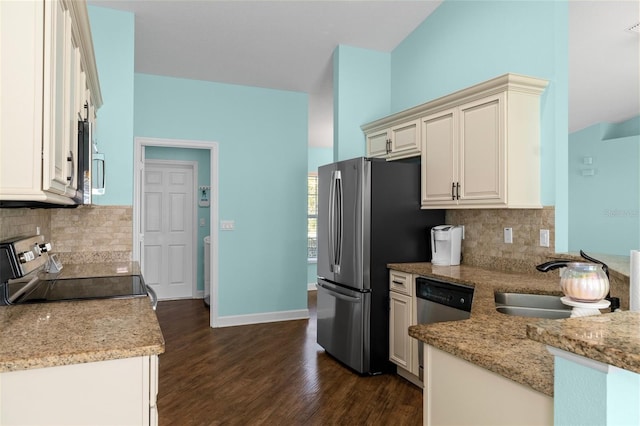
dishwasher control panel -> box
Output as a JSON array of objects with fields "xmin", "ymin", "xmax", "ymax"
[{"xmin": 416, "ymin": 277, "xmax": 474, "ymax": 312}]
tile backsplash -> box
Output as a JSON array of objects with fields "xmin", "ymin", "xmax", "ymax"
[
  {"xmin": 0, "ymin": 208, "xmax": 52, "ymax": 241},
  {"xmin": 0, "ymin": 206, "xmax": 132, "ymax": 264},
  {"xmin": 446, "ymin": 206, "xmax": 555, "ymax": 274},
  {"xmin": 2, "ymin": 205, "xmax": 554, "ymax": 273}
]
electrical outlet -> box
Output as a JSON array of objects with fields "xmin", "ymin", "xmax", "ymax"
[
  {"xmin": 504, "ymin": 227, "xmax": 513, "ymax": 244},
  {"xmin": 540, "ymin": 229, "xmax": 550, "ymax": 247}
]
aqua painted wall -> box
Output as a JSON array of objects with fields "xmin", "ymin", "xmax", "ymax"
[
  {"xmin": 144, "ymin": 147, "xmax": 211, "ymax": 293},
  {"xmin": 388, "ymin": 0, "xmax": 569, "ymax": 249},
  {"xmin": 87, "ymin": 6, "xmax": 135, "ymax": 206},
  {"xmin": 307, "ymin": 147, "xmax": 333, "ymax": 287},
  {"xmin": 568, "ymin": 117, "xmax": 640, "ymax": 255},
  {"xmin": 554, "ymin": 356, "xmax": 640, "ymax": 425},
  {"xmin": 135, "ymin": 73, "xmax": 308, "ymax": 317},
  {"xmin": 333, "ymin": 45, "xmax": 391, "ymax": 161}
]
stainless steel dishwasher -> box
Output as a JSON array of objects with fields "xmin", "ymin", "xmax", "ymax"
[{"xmin": 416, "ymin": 276, "xmax": 474, "ymax": 379}]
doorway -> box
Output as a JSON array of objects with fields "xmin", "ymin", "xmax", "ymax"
[
  {"xmin": 143, "ymin": 160, "xmax": 196, "ymax": 299},
  {"xmin": 134, "ymin": 137, "xmax": 220, "ymax": 327}
]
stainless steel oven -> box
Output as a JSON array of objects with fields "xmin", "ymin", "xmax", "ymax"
[{"xmin": 0, "ymin": 235, "xmax": 157, "ymax": 309}]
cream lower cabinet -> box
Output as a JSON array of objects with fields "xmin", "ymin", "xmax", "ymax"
[
  {"xmin": 364, "ymin": 119, "xmax": 421, "ymax": 160},
  {"xmin": 0, "ymin": 0, "xmax": 101, "ymax": 205},
  {"xmin": 389, "ymin": 270, "xmax": 421, "ymax": 385},
  {"xmin": 0, "ymin": 355, "xmax": 159, "ymax": 426},
  {"xmin": 420, "ymin": 74, "xmax": 548, "ymax": 209},
  {"xmin": 423, "ymin": 345, "xmax": 552, "ymax": 426}
]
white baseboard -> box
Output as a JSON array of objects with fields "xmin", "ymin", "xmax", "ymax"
[
  {"xmin": 215, "ymin": 308, "xmax": 310, "ymax": 328},
  {"xmin": 308, "ymin": 282, "xmax": 317, "ymax": 291},
  {"xmin": 195, "ymin": 290, "xmax": 204, "ymax": 299}
]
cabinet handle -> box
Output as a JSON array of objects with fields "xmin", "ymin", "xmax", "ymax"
[
  {"xmin": 392, "ymin": 280, "xmax": 404, "ymax": 285},
  {"xmin": 451, "ymin": 182, "xmax": 455, "ymax": 200},
  {"xmin": 456, "ymin": 182, "xmax": 461, "ymax": 200},
  {"xmin": 386, "ymin": 139, "xmax": 391, "ymax": 154},
  {"xmin": 66, "ymin": 151, "xmax": 74, "ymax": 183}
]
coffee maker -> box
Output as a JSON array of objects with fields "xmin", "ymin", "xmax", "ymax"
[{"xmin": 431, "ymin": 225, "xmax": 463, "ymax": 266}]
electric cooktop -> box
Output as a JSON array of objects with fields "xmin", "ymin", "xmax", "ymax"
[{"xmin": 4, "ymin": 275, "xmax": 149, "ymax": 305}]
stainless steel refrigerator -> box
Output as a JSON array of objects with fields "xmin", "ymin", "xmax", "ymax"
[{"xmin": 316, "ymin": 157, "xmax": 444, "ymax": 375}]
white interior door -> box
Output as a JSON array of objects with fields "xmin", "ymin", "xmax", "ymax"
[{"xmin": 143, "ymin": 161, "xmax": 195, "ymax": 300}]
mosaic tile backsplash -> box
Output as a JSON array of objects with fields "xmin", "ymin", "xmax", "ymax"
[
  {"xmin": 0, "ymin": 206, "xmax": 132, "ymax": 264},
  {"xmin": 446, "ymin": 207, "xmax": 556, "ymax": 275},
  {"xmin": 2, "ymin": 205, "xmax": 554, "ymax": 272}
]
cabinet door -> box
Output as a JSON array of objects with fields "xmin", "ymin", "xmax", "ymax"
[
  {"xmin": 42, "ymin": 0, "xmax": 73, "ymax": 195},
  {"xmin": 389, "ymin": 291, "xmax": 412, "ymax": 370},
  {"xmin": 389, "ymin": 119, "xmax": 420, "ymax": 159},
  {"xmin": 366, "ymin": 129, "xmax": 390, "ymax": 158},
  {"xmin": 458, "ymin": 94, "xmax": 505, "ymax": 205},
  {"xmin": 0, "ymin": 357, "xmax": 152, "ymax": 425},
  {"xmin": 421, "ymin": 109, "xmax": 457, "ymax": 206}
]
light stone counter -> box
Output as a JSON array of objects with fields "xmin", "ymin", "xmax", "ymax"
[
  {"xmin": 400, "ymin": 261, "xmax": 634, "ymax": 398},
  {"xmin": 396, "ymin": 262, "xmax": 567, "ymax": 397},
  {"xmin": 527, "ymin": 311, "xmax": 640, "ymax": 374},
  {"xmin": 0, "ymin": 263, "xmax": 164, "ymax": 373}
]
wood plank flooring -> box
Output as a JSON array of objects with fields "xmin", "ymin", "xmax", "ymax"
[{"xmin": 155, "ymin": 292, "xmax": 422, "ymax": 425}]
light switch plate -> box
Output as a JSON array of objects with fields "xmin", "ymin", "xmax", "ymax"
[
  {"xmin": 504, "ymin": 227, "xmax": 513, "ymax": 244},
  {"xmin": 540, "ymin": 229, "xmax": 550, "ymax": 247}
]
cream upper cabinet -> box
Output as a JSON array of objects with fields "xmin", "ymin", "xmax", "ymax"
[
  {"xmin": 0, "ymin": 0, "xmax": 101, "ymax": 205},
  {"xmin": 362, "ymin": 74, "xmax": 547, "ymax": 208},
  {"xmin": 421, "ymin": 74, "xmax": 547, "ymax": 209},
  {"xmin": 422, "ymin": 94, "xmax": 505, "ymax": 207},
  {"xmin": 364, "ymin": 119, "xmax": 421, "ymax": 160}
]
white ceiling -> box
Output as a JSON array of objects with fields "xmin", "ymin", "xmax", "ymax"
[{"xmin": 89, "ymin": 0, "xmax": 639, "ymax": 146}]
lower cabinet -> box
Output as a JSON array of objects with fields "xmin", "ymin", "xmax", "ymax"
[
  {"xmin": 0, "ymin": 355, "xmax": 159, "ymax": 426},
  {"xmin": 423, "ymin": 345, "xmax": 552, "ymax": 426},
  {"xmin": 389, "ymin": 270, "xmax": 421, "ymax": 386}
]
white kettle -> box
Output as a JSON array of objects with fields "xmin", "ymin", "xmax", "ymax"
[{"xmin": 430, "ymin": 225, "xmax": 463, "ymax": 266}]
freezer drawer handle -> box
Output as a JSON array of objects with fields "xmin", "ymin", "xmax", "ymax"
[{"xmin": 317, "ymin": 283, "xmax": 360, "ymax": 303}]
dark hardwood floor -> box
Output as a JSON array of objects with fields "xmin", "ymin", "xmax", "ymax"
[{"xmin": 155, "ymin": 292, "xmax": 422, "ymax": 425}]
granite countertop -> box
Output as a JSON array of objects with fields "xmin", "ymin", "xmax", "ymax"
[
  {"xmin": 394, "ymin": 262, "xmax": 566, "ymax": 397},
  {"xmin": 399, "ymin": 260, "xmax": 638, "ymax": 397},
  {"xmin": 0, "ymin": 262, "xmax": 164, "ymax": 373},
  {"xmin": 527, "ymin": 311, "xmax": 640, "ymax": 374}
]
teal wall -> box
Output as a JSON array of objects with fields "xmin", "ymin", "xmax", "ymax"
[
  {"xmin": 568, "ymin": 116, "xmax": 640, "ymax": 255},
  {"xmin": 390, "ymin": 0, "xmax": 568, "ymax": 202},
  {"xmin": 135, "ymin": 73, "xmax": 308, "ymax": 317},
  {"xmin": 87, "ymin": 6, "xmax": 135, "ymax": 206},
  {"xmin": 144, "ymin": 147, "xmax": 211, "ymax": 293},
  {"xmin": 307, "ymin": 147, "xmax": 333, "ymax": 286},
  {"xmin": 555, "ymin": 356, "xmax": 640, "ymax": 425},
  {"xmin": 333, "ymin": 45, "xmax": 391, "ymax": 161},
  {"xmin": 388, "ymin": 0, "xmax": 569, "ymax": 249}
]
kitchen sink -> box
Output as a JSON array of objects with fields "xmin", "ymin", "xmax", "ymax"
[{"xmin": 494, "ymin": 292, "xmax": 572, "ymax": 319}]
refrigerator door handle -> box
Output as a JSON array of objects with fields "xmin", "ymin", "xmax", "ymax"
[
  {"xmin": 328, "ymin": 170, "xmax": 342, "ymax": 274},
  {"xmin": 334, "ymin": 170, "xmax": 343, "ymax": 273}
]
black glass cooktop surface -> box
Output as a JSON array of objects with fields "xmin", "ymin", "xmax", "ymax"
[{"xmin": 6, "ymin": 275, "xmax": 148, "ymax": 304}]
